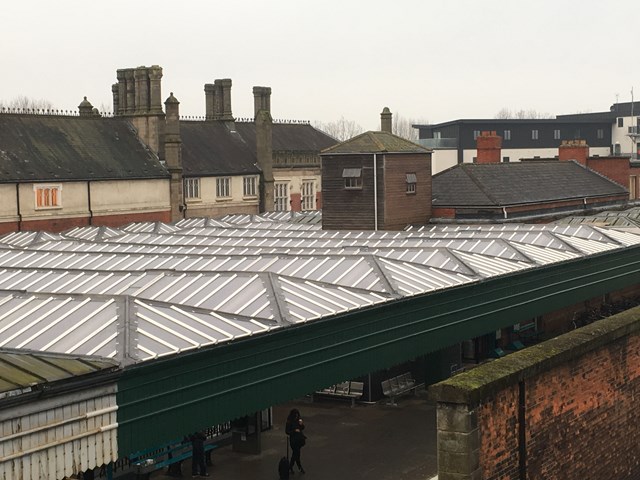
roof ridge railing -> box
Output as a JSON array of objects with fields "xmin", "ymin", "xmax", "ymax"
[
  {"xmin": 177, "ymin": 116, "xmax": 310, "ymax": 124},
  {"xmin": 0, "ymin": 107, "xmax": 115, "ymax": 117}
]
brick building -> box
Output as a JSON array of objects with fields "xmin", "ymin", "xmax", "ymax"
[
  {"xmin": 431, "ymin": 132, "xmax": 630, "ymax": 222},
  {"xmin": 0, "ymin": 98, "xmax": 173, "ymax": 234},
  {"xmin": 321, "ymin": 109, "xmax": 432, "ymax": 230}
]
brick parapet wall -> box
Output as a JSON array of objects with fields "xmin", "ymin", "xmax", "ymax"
[{"xmin": 430, "ymin": 308, "xmax": 640, "ymax": 480}]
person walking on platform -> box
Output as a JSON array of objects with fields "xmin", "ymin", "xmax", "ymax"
[{"xmin": 285, "ymin": 409, "xmax": 306, "ymax": 474}]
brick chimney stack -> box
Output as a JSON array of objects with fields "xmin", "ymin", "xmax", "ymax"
[
  {"xmin": 559, "ymin": 139, "xmax": 589, "ymax": 166},
  {"xmin": 476, "ymin": 131, "xmax": 502, "ymax": 164},
  {"xmin": 381, "ymin": 107, "xmax": 392, "ymax": 133},
  {"xmin": 254, "ymin": 86, "xmax": 274, "ymax": 212}
]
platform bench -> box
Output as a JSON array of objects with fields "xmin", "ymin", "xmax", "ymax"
[
  {"xmin": 129, "ymin": 436, "xmax": 218, "ymax": 479},
  {"xmin": 314, "ymin": 381, "xmax": 364, "ymax": 407},
  {"xmin": 381, "ymin": 372, "xmax": 421, "ymax": 405}
]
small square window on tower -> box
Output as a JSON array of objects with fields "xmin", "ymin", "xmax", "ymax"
[
  {"xmin": 406, "ymin": 173, "xmax": 417, "ymax": 194},
  {"xmin": 343, "ymin": 168, "xmax": 363, "ymax": 189}
]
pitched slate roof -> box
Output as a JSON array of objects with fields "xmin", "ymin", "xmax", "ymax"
[
  {"xmin": 0, "ymin": 115, "xmax": 168, "ymax": 182},
  {"xmin": 321, "ymin": 131, "xmax": 431, "ymax": 155},
  {"xmin": 180, "ymin": 121, "xmax": 336, "ymax": 177},
  {"xmin": 432, "ymin": 161, "xmax": 628, "ymax": 207},
  {"xmin": 235, "ymin": 122, "xmax": 337, "ymax": 152},
  {"xmin": 180, "ymin": 121, "xmax": 260, "ymax": 176}
]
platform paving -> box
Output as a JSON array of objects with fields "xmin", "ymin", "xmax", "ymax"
[{"xmin": 151, "ymin": 389, "xmax": 438, "ymax": 480}]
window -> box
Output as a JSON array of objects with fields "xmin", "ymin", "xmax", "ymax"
[
  {"xmin": 184, "ymin": 178, "xmax": 200, "ymax": 200},
  {"xmin": 554, "ymin": 129, "xmax": 561, "ymax": 140},
  {"xmin": 433, "ymin": 131, "xmax": 442, "ymax": 139},
  {"xmin": 630, "ymin": 176, "xmax": 637, "ymax": 200},
  {"xmin": 301, "ymin": 181, "xmax": 315, "ymax": 211},
  {"xmin": 502, "ymin": 157, "xmax": 510, "ymax": 163},
  {"xmin": 35, "ymin": 184, "xmax": 61, "ymax": 209},
  {"xmin": 274, "ymin": 182, "xmax": 289, "ymax": 211},
  {"xmin": 503, "ymin": 130, "xmax": 511, "ymax": 141},
  {"xmin": 472, "ymin": 156, "xmax": 477, "ymax": 163},
  {"xmin": 406, "ymin": 173, "xmax": 417, "ymax": 194},
  {"xmin": 531, "ymin": 129, "xmax": 539, "ymax": 140},
  {"xmin": 473, "ymin": 130, "xmax": 481, "ymax": 140},
  {"xmin": 343, "ymin": 168, "xmax": 362, "ymax": 189},
  {"xmin": 216, "ymin": 177, "xmax": 231, "ymax": 198},
  {"xmin": 618, "ymin": 117, "xmax": 624, "ymax": 128},
  {"xmin": 243, "ymin": 176, "xmax": 257, "ymax": 197},
  {"xmin": 597, "ymin": 128, "xmax": 604, "ymax": 139}
]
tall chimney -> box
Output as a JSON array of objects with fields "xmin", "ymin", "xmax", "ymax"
[
  {"xmin": 204, "ymin": 83, "xmax": 215, "ymax": 120},
  {"xmin": 134, "ymin": 66, "xmax": 149, "ymax": 114},
  {"xmin": 220, "ymin": 79, "xmax": 234, "ymax": 122},
  {"xmin": 115, "ymin": 69, "xmax": 127, "ymax": 115},
  {"xmin": 476, "ymin": 131, "xmax": 502, "ymax": 164},
  {"xmin": 125, "ymin": 69, "xmax": 135, "ymax": 114},
  {"xmin": 381, "ymin": 107, "xmax": 392, "ymax": 133},
  {"xmin": 148, "ymin": 65, "xmax": 163, "ymax": 114},
  {"xmin": 111, "ymin": 84, "xmax": 119, "ymax": 115},
  {"xmin": 254, "ymin": 86, "xmax": 274, "ymax": 212},
  {"xmin": 559, "ymin": 139, "xmax": 589, "ymax": 166},
  {"xmin": 164, "ymin": 92, "xmax": 184, "ymax": 222}
]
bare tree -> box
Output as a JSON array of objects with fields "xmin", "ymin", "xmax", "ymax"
[
  {"xmin": 494, "ymin": 107, "xmax": 554, "ymax": 119},
  {"xmin": 0, "ymin": 96, "xmax": 54, "ymax": 111},
  {"xmin": 313, "ymin": 116, "xmax": 364, "ymax": 142},
  {"xmin": 393, "ymin": 113, "xmax": 428, "ymax": 142}
]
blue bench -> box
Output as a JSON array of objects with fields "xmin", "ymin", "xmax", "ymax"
[{"xmin": 129, "ymin": 437, "xmax": 218, "ymax": 478}]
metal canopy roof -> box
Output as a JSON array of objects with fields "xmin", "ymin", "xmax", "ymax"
[{"xmin": 0, "ymin": 214, "xmax": 639, "ymax": 365}]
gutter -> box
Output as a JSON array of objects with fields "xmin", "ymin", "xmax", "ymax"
[{"xmin": 15, "ymin": 183, "xmax": 22, "ymax": 231}]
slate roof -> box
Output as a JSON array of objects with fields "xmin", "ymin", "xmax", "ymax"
[
  {"xmin": 180, "ymin": 121, "xmax": 259, "ymax": 176},
  {"xmin": 236, "ymin": 122, "xmax": 337, "ymax": 152},
  {"xmin": 321, "ymin": 131, "xmax": 431, "ymax": 155},
  {"xmin": 432, "ymin": 161, "xmax": 628, "ymax": 207},
  {"xmin": 180, "ymin": 121, "xmax": 336, "ymax": 177},
  {"xmin": 0, "ymin": 115, "xmax": 168, "ymax": 182}
]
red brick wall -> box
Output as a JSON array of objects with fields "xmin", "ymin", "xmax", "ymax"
[
  {"xmin": 92, "ymin": 210, "xmax": 171, "ymax": 227},
  {"xmin": 523, "ymin": 338, "xmax": 640, "ymax": 479},
  {"xmin": 432, "ymin": 207, "xmax": 456, "ymax": 218},
  {"xmin": 316, "ymin": 191, "xmax": 322, "ymax": 210},
  {"xmin": 472, "ymin": 318, "xmax": 640, "ymax": 480},
  {"xmin": 5, "ymin": 210, "xmax": 171, "ymax": 233},
  {"xmin": 587, "ymin": 156, "xmax": 629, "ymax": 188},
  {"xmin": 478, "ymin": 387, "xmax": 520, "ymax": 479},
  {"xmin": 290, "ymin": 193, "xmax": 301, "ymax": 212}
]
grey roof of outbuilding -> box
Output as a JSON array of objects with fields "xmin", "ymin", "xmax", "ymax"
[
  {"xmin": 0, "ymin": 212, "xmax": 639, "ymax": 364},
  {"xmin": 0, "ymin": 115, "xmax": 169, "ymax": 182},
  {"xmin": 432, "ymin": 161, "xmax": 628, "ymax": 207},
  {"xmin": 321, "ymin": 131, "xmax": 431, "ymax": 155}
]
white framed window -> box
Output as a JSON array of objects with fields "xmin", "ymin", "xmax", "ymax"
[
  {"xmin": 243, "ymin": 176, "xmax": 257, "ymax": 197},
  {"xmin": 473, "ymin": 130, "xmax": 480, "ymax": 139},
  {"xmin": 597, "ymin": 128, "xmax": 604, "ymax": 139},
  {"xmin": 502, "ymin": 156, "xmax": 510, "ymax": 163},
  {"xmin": 630, "ymin": 176, "xmax": 637, "ymax": 200},
  {"xmin": 184, "ymin": 178, "xmax": 201, "ymax": 200},
  {"xmin": 301, "ymin": 181, "xmax": 315, "ymax": 211},
  {"xmin": 531, "ymin": 129, "xmax": 539, "ymax": 140},
  {"xmin": 503, "ymin": 130, "xmax": 511, "ymax": 140},
  {"xmin": 343, "ymin": 168, "xmax": 362, "ymax": 190},
  {"xmin": 406, "ymin": 173, "xmax": 417, "ymax": 194},
  {"xmin": 618, "ymin": 117, "xmax": 624, "ymax": 128},
  {"xmin": 34, "ymin": 184, "xmax": 62, "ymax": 209},
  {"xmin": 274, "ymin": 182, "xmax": 289, "ymax": 211},
  {"xmin": 554, "ymin": 129, "xmax": 561, "ymax": 140},
  {"xmin": 216, "ymin": 177, "xmax": 231, "ymax": 198},
  {"xmin": 433, "ymin": 131, "xmax": 442, "ymax": 139}
]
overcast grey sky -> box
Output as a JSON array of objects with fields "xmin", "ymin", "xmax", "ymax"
[{"xmin": 2, "ymin": 0, "xmax": 637, "ymax": 129}]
